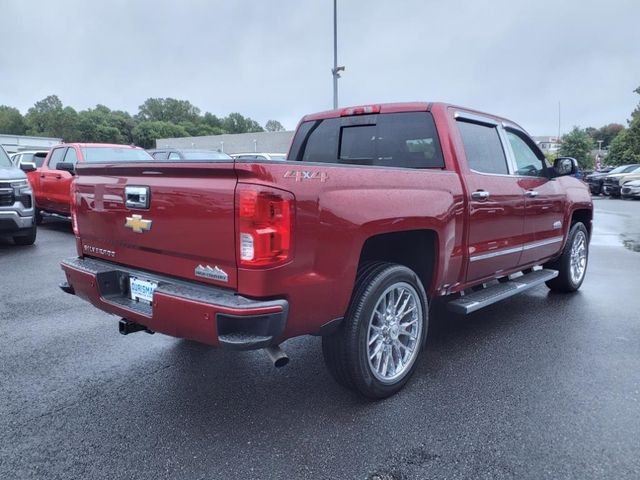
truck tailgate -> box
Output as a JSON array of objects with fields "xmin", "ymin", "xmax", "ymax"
[{"xmin": 75, "ymin": 163, "xmax": 238, "ymax": 288}]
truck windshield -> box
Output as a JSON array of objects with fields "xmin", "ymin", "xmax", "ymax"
[
  {"xmin": 0, "ymin": 147, "xmax": 12, "ymax": 168},
  {"xmin": 80, "ymin": 147, "xmax": 153, "ymax": 163}
]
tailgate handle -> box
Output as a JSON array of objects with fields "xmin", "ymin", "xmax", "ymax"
[{"xmin": 125, "ymin": 186, "xmax": 150, "ymax": 209}]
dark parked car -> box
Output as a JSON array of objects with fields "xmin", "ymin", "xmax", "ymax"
[
  {"xmin": 586, "ymin": 164, "xmax": 639, "ymax": 195},
  {"xmin": 147, "ymin": 149, "xmax": 232, "ymax": 161},
  {"xmin": 602, "ymin": 165, "xmax": 640, "ymax": 197}
]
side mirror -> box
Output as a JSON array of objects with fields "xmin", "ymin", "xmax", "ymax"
[
  {"xmin": 57, "ymin": 162, "xmax": 76, "ymax": 175},
  {"xmin": 553, "ymin": 157, "xmax": 578, "ymax": 177},
  {"xmin": 20, "ymin": 162, "xmax": 37, "ymax": 172}
]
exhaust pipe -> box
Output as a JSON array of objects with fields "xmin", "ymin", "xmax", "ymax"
[
  {"xmin": 264, "ymin": 345, "xmax": 289, "ymax": 368},
  {"xmin": 119, "ymin": 319, "xmax": 154, "ymax": 335}
]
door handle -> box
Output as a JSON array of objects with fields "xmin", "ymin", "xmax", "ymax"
[
  {"xmin": 471, "ymin": 190, "xmax": 490, "ymax": 200},
  {"xmin": 525, "ymin": 190, "xmax": 539, "ymax": 198},
  {"xmin": 55, "ymin": 174, "xmax": 62, "ymax": 179},
  {"xmin": 40, "ymin": 174, "xmax": 45, "ymax": 178}
]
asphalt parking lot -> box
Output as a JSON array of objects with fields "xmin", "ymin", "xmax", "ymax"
[{"xmin": 1, "ymin": 198, "xmax": 639, "ymax": 480}]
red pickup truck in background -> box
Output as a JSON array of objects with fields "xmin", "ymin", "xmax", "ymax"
[
  {"xmin": 60, "ymin": 102, "xmax": 592, "ymax": 398},
  {"xmin": 30, "ymin": 143, "xmax": 151, "ymax": 223}
]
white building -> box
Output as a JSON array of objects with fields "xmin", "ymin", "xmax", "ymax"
[
  {"xmin": 532, "ymin": 136, "xmax": 561, "ymax": 154},
  {"xmin": 0, "ymin": 134, "xmax": 62, "ymax": 154},
  {"xmin": 156, "ymin": 131, "xmax": 295, "ymax": 155}
]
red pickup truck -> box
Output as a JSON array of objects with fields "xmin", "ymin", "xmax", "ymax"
[
  {"xmin": 60, "ymin": 103, "xmax": 592, "ymax": 398},
  {"xmin": 30, "ymin": 143, "xmax": 151, "ymax": 223}
]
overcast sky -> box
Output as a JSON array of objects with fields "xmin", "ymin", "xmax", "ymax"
[{"xmin": 1, "ymin": 0, "xmax": 639, "ymax": 135}]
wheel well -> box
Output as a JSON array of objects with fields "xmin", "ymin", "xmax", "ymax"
[
  {"xmin": 358, "ymin": 230, "xmax": 437, "ymax": 294},
  {"xmin": 571, "ymin": 209, "xmax": 593, "ymax": 237}
]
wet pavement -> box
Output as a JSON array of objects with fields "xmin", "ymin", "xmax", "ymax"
[{"xmin": 1, "ymin": 198, "xmax": 639, "ymax": 480}]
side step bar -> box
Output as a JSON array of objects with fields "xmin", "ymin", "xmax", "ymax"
[{"xmin": 447, "ymin": 269, "xmax": 559, "ymax": 315}]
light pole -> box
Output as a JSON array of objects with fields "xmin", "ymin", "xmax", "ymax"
[{"xmin": 332, "ymin": 0, "xmax": 345, "ymax": 109}]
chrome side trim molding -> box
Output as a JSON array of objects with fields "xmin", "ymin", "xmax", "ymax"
[
  {"xmin": 470, "ymin": 236, "xmax": 563, "ymax": 262},
  {"xmin": 469, "ymin": 246, "xmax": 523, "ymax": 262},
  {"xmin": 522, "ymin": 236, "xmax": 563, "ymax": 251}
]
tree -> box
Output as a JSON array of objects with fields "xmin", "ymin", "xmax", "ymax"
[
  {"xmin": 265, "ymin": 120, "xmax": 285, "ymax": 132},
  {"xmin": 586, "ymin": 123, "xmax": 624, "ymax": 148},
  {"xmin": 222, "ymin": 112, "xmax": 264, "ymax": 134},
  {"xmin": 559, "ymin": 127, "xmax": 595, "ymax": 169},
  {"xmin": 132, "ymin": 121, "xmax": 189, "ymax": 149},
  {"xmin": 607, "ymin": 85, "xmax": 640, "ymax": 166},
  {"xmin": 76, "ymin": 105, "xmax": 135, "ymax": 144},
  {"xmin": 0, "ymin": 106, "xmax": 27, "ymax": 135},
  {"xmin": 137, "ymin": 98, "xmax": 201, "ymax": 124},
  {"xmin": 24, "ymin": 95, "xmax": 80, "ymax": 141}
]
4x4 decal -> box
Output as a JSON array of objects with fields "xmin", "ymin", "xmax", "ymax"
[{"xmin": 283, "ymin": 170, "xmax": 328, "ymax": 182}]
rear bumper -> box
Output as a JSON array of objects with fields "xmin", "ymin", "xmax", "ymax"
[{"xmin": 60, "ymin": 257, "xmax": 288, "ymax": 350}]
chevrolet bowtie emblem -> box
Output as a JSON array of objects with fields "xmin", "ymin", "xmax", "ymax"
[{"xmin": 125, "ymin": 214, "xmax": 152, "ymax": 233}]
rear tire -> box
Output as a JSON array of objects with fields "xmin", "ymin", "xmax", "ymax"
[
  {"xmin": 322, "ymin": 262, "xmax": 428, "ymax": 399},
  {"xmin": 13, "ymin": 225, "xmax": 37, "ymax": 246},
  {"xmin": 545, "ymin": 222, "xmax": 588, "ymax": 292}
]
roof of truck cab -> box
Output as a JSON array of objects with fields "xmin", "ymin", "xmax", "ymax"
[{"xmin": 301, "ymin": 102, "xmax": 525, "ymax": 132}]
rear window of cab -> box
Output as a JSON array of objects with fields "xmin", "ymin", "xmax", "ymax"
[{"xmin": 288, "ymin": 112, "xmax": 444, "ymax": 169}]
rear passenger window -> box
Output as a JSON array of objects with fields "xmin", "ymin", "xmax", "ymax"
[
  {"xmin": 294, "ymin": 112, "xmax": 444, "ymax": 169},
  {"xmin": 457, "ymin": 121, "xmax": 509, "ymax": 175}
]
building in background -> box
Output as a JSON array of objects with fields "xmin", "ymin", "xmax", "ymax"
[
  {"xmin": 0, "ymin": 134, "xmax": 62, "ymax": 154},
  {"xmin": 532, "ymin": 136, "xmax": 561, "ymax": 154},
  {"xmin": 156, "ymin": 131, "xmax": 295, "ymax": 155}
]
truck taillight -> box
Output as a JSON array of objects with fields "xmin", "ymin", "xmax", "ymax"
[
  {"xmin": 237, "ymin": 186, "xmax": 294, "ymax": 267},
  {"xmin": 70, "ymin": 179, "xmax": 79, "ymax": 236}
]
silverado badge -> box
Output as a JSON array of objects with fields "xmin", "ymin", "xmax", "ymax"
[
  {"xmin": 125, "ymin": 214, "xmax": 152, "ymax": 233},
  {"xmin": 195, "ymin": 265, "xmax": 229, "ymax": 282}
]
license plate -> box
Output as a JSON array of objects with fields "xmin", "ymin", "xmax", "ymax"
[{"xmin": 129, "ymin": 276, "xmax": 158, "ymax": 304}]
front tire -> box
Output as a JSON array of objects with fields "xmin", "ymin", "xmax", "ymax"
[
  {"xmin": 13, "ymin": 225, "xmax": 37, "ymax": 246},
  {"xmin": 322, "ymin": 262, "xmax": 428, "ymax": 399},
  {"xmin": 545, "ymin": 222, "xmax": 589, "ymax": 292}
]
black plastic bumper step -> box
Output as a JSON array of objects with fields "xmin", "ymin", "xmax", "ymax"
[{"xmin": 447, "ymin": 269, "xmax": 559, "ymax": 315}]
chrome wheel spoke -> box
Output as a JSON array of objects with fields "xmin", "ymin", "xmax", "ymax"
[{"xmin": 366, "ymin": 281, "xmax": 424, "ymax": 384}]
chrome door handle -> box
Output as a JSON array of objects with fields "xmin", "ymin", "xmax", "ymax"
[
  {"xmin": 525, "ymin": 190, "xmax": 539, "ymax": 198},
  {"xmin": 471, "ymin": 190, "xmax": 490, "ymax": 200}
]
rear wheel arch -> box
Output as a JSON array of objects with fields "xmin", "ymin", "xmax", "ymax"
[{"xmin": 356, "ymin": 229, "xmax": 439, "ymax": 298}]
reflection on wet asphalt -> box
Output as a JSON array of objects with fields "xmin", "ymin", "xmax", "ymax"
[{"xmin": 591, "ymin": 198, "xmax": 640, "ymax": 252}]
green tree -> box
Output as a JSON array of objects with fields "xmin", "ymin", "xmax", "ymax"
[
  {"xmin": 25, "ymin": 95, "xmax": 80, "ymax": 141},
  {"xmin": 0, "ymin": 106, "xmax": 27, "ymax": 135},
  {"xmin": 586, "ymin": 123, "xmax": 624, "ymax": 148},
  {"xmin": 607, "ymin": 85, "xmax": 640, "ymax": 166},
  {"xmin": 137, "ymin": 98, "xmax": 201, "ymax": 124},
  {"xmin": 559, "ymin": 127, "xmax": 595, "ymax": 169},
  {"xmin": 202, "ymin": 112, "xmax": 223, "ymax": 130},
  {"xmin": 132, "ymin": 121, "xmax": 190, "ymax": 149},
  {"xmin": 76, "ymin": 105, "xmax": 135, "ymax": 144},
  {"xmin": 265, "ymin": 119, "xmax": 285, "ymax": 132},
  {"xmin": 222, "ymin": 112, "xmax": 264, "ymax": 134}
]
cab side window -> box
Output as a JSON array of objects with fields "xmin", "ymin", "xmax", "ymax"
[
  {"xmin": 63, "ymin": 147, "xmax": 78, "ymax": 164},
  {"xmin": 49, "ymin": 148, "xmax": 67, "ymax": 170},
  {"xmin": 506, "ymin": 131, "xmax": 546, "ymax": 177},
  {"xmin": 457, "ymin": 120, "xmax": 509, "ymax": 175},
  {"xmin": 168, "ymin": 152, "xmax": 181, "ymax": 161}
]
